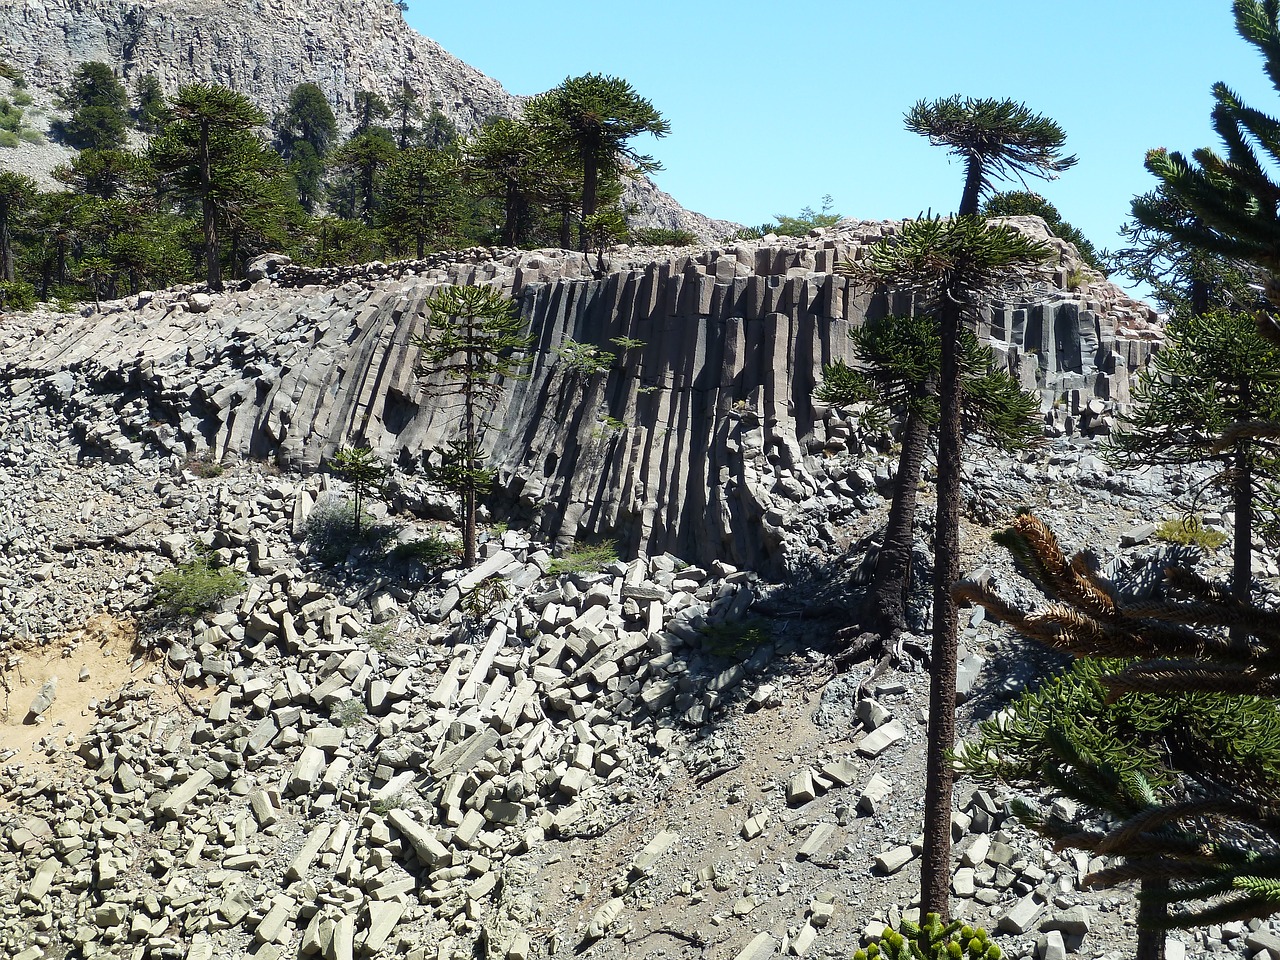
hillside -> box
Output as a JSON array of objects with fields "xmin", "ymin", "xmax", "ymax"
[
  {"xmin": 1, "ymin": 225, "xmax": 1270, "ymax": 960},
  {"xmin": 0, "ymin": 0, "xmax": 735, "ymax": 239}
]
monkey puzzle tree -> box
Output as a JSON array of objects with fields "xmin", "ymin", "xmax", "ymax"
[
  {"xmin": 1142, "ymin": 2, "xmax": 1280, "ymax": 306},
  {"xmin": 329, "ymin": 128, "xmax": 396, "ymax": 224},
  {"xmin": 904, "ymin": 95, "xmax": 1074, "ymax": 921},
  {"xmin": 466, "ymin": 117, "xmax": 556, "ymax": 247},
  {"xmin": 378, "ymin": 144, "xmax": 464, "ymax": 259},
  {"xmin": 525, "ymin": 74, "xmax": 669, "ymax": 247},
  {"xmin": 273, "ymin": 83, "xmax": 338, "ymax": 212},
  {"xmin": 147, "ymin": 84, "xmax": 272, "ymax": 289},
  {"xmin": 817, "ymin": 312, "xmax": 1041, "ymax": 654},
  {"xmin": 1107, "ymin": 309, "xmax": 1280, "ymax": 602},
  {"xmin": 954, "ymin": 513, "xmax": 1280, "ymax": 959},
  {"xmin": 0, "ymin": 171, "xmax": 36, "ymax": 282},
  {"xmin": 55, "ymin": 62, "xmax": 129, "ymax": 150},
  {"xmin": 1109, "ymin": 184, "xmax": 1258, "ymax": 317},
  {"xmin": 416, "ymin": 286, "xmax": 533, "ymax": 566},
  {"xmin": 329, "ymin": 446, "xmax": 390, "ymax": 540},
  {"xmin": 853, "ymin": 213, "xmax": 1052, "ymax": 920}
]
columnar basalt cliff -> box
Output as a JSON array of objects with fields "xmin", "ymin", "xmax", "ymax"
[{"xmin": 0, "ymin": 219, "xmax": 1159, "ymax": 571}]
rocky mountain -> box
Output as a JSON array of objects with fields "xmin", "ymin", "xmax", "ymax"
[{"xmin": 0, "ymin": 0, "xmax": 735, "ymax": 239}]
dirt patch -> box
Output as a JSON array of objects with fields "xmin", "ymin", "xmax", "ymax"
[{"xmin": 0, "ymin": 612, "xmax": 147, "ymax": 767}]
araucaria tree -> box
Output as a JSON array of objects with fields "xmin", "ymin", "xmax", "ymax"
[
  {"xmin": 816, "ymin": 312, "xmax": 1040, "ymax": 652},
  {"xmin": 525, "ymin": 74, "xmax": 669, "ymax": 247},
  {"xmin": 273, "ymin": 83, "xmax": 339, "ymax": 212},
  {"xmin": 0, "ymin": 171, "xmax": 36, "ymax": 283},
  {"xmin": 416, "ymin": 286, "xmax": 533, "ymax": 566},
  {"xmin": 1107, "ymin": 310, "xmax": 1280, "ymax": 601},
  {"xmin": 904, "ymin": 94, "xmax": 1073, "ymax": 921},
  {"xmin": 148, "ymin": 84, "xmax": 274, "ymax": 289},
  {"xmin": 1142, "ymin": 1, "xmax": 1280, "ymax": 306},
  {"xmin": 954, "ymin": 513, "xmax": 1280, "ymax": 951}
]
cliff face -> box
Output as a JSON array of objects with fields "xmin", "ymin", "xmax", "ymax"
[
  {"xmin": 0, "ymin": 0, "xmax": 735, "ymax": 238},
  {"xmin": 0, "ymin": 221, "xmax": 1160, "ymax": 572}
]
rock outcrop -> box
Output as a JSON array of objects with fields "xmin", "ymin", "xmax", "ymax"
[
  {"xmin": 0, "ymin": 0, "xmax": 735, "ymax": 239},
  {"xmin": 0, "ymin": 220, "xmax": 1160, "ymax": 573}
]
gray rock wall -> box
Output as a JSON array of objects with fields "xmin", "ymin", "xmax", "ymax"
[{"xmin": 0, "ymin": 222, "xmax": 1161, "ymax": 570}]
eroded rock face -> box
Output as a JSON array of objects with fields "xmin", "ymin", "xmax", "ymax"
[
  {"xmin": 0, "ymin": 222, "xmax": 1160, "ymax": 572},
  {"xmin": 0, "ymin": 0, "xmax": 735, "ymax": 239}
]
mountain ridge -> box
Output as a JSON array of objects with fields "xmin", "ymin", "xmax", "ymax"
[{"xmin": 0, "ymin": 0, "xmax": 736, "ymax": 238}]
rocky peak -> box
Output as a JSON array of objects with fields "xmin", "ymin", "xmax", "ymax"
[{"xmin": 0, "ymin": 0, "xmax": 734, "ymax": 239}]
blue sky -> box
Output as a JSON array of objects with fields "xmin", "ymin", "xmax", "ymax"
[{"xmin": 408, "ymin": 2, "xmax": 1275, "ymax": 273}]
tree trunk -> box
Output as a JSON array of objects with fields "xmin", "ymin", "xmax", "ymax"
[
  {"xmin": 921, "ymin": 295, "xmax": 964, "ymax": 920},
  {"xmin": 959, "ymin": 159, "xmax": 984, "ymax": 218},
  {"xmin": 501, "ymin": 180, "xmax": 518, "ymax": 247},
  {"xmin": 199, "ymin": 118, "xmax": 220, "ymax": 290},
  {"xmin": 559, "ymin": 203, "xmax": 572, "ymax": 250},
  {"xmin": 1136, "ymin": 880, "xmax": 1168, "ymax": 960},
  {"xmin": 462, "ymin": 318, "xmax": 478, "ymax": 568},
  {"xmin": 0, "ymin": 198, "xmax": 13, "ymax": 283},
  {"xmin": 868, "ymin": 409, "xmax": 930, "ymax": 640},
  {"xmin": 362, "ymin": 161, "xmax": 376, "ymax": 224},
  {"xmin": 1233, "ymin": 447, "xmax": 1253, "ymax": 602},
  {"xmin": 579, "ymin": 150, "xmax": 599, "ymax": 251}
]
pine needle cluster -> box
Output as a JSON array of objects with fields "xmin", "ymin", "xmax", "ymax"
[{"xmin": 955, "ymin": 513, "xmax": 1280, "ymax": 928}]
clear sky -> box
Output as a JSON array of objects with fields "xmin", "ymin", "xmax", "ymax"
[{"xmin": 407, "ymin": 2, "xmax": 1276, "ymax": 273}]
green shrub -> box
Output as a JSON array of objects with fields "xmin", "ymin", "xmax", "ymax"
[
  {"xmin": 333, "ymin": 699, "xmax": 367, "ymax": 728},
  {"xmin": 547, "ymin": 540, "xmax": 619, "ymax": 576},
  {"xmin": 152, "ymin": 556, "xmax": 246, "ymax": 617},
  {"xmin": 856, "ymin": 914, "xmax": 1001, "ymax": 960},
  {"xmin": 0, "ymin": 280, "xmax": 35, "ymax": 311},
  {"xmin": 1155, "ymin": 516, "xmax": 1228, "ymax": 550},
  {"xmin": 698, "ymin": 617, "xmax": 771, "ymax": 660},
  {"xmin": 556, "ymin": 337, "xmax": 615, "ymax": 375},
  {"xmin": 18, "ymin": 128, "xmax": 40, "ymax": 144},
  {"xmin": 631, "ymin": 227, "xmax": 698, "ymax": 247},
  {"xmin": 390, "ymin": 535, "xmax": 460, "ymax": 568},
  {"xmin": 0, "ymin": 131, "xmax": 17, "ymax": 148},
  {"xmin": 305, "ymin": 497, "xmax": 396, "ymax": 565},
  {"xmin": 460, "ymin": 575, "xmax": 511, "ymax": 623},
  {"xmin": 12, "ymin": 91, "xmax": 32, "ymax": 107},
  {"xmin": 184, "ymin": 454, "xmax": 224, "ymax": 478}
]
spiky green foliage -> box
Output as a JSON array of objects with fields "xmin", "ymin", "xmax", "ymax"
[
  {"xmin": 0, "ymin": 170, "xmax": 37, "ymax": 283},
  {"xmin": 905, "ymin": 97, "xmax": 1076, "ymax": 217},
  {"xmin": 851, "ymin": 216, "xmax": 1053, "ymax": 303},
  {"xmin": 328, "ymin": 446, "xmax": 389, "ymax": 540},
  {"xmin": 1107, "ymin": 309, "xmax": 1280, "ymax": 596},
  {"xmin": 955, "ymin": 512, "xmax": 1280, "ymax": 929},
  {"xmin": 378, "ymin": 144, "xmax": 464, "ymax": 259},
  {"xmin": 819, "ymin": 314, "xmax": 1040, "ymax": 444},
  {"xmin": 465, "ymin": 117, "xmax": 557, "ymax": 247},
  {"xmin": 417, "ymin": 285, "xmax": 533, "ymax": 566},
  {"xmin": 525, "ymin": 74, "xmax": 669, "ymax": 241},
  {"xmin": 1111, "ymin": 184, "xmax": 1260, "ymax": 317},
  {"xmin": 148, "ymin": 84, "xmax": 287, "ymax": 290},
  {"xmin": 54, "ymin": 62, "xmax": 129, "ymax": 150},
  {"xmin": 855, "ymin": 914, "xmax": 1001, "ymax": 960},
  {"xmin": 1142, "ymin": 2, "xmax": 1280, "ymax": 303}
]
